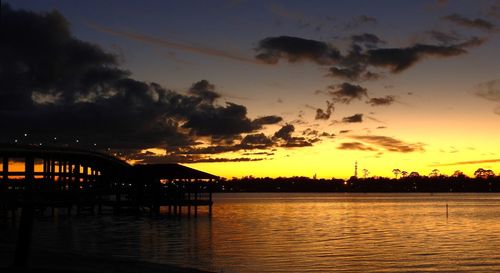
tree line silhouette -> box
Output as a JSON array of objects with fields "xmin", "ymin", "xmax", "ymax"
[{"xmin": 213, "ymin": 168, "xmax": 499, "ymax": 193}]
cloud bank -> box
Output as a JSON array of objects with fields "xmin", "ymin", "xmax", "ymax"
[{"xmin": 0, "ymin": 4, "xmax": 297, "ymax": 164}]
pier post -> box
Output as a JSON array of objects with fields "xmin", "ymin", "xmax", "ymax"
[
  {"xmin": 13, "ymin": 203, "xmax": 34, "ymax": 267},
  {"xmin": 188, "ymin": 191, "xmax": 191, "ymax": 217},
  {"xmin": 58, "ymin": 160, "xmax": 63, "ymax": 189},
  {"xmin": 25, "ymin": 156, "xmax": 35, "ymax": 187},
  {"xmin": 50, "ymin": 159, "xmax": 56, "ymax": 186},
  {"xmin": 2, "ymin": 157, "xmax": 8, "ymax": 189},
  {"xmin": 194, "ymin": 192, "xmax": 198, "ymax": 217},
  {"xmin": 13, "ymin": 156, "xmax": 35, "ymax": 267},
  {"xmin": 209, "ymin": 189, "xmax": 213, "ymax": 216}
]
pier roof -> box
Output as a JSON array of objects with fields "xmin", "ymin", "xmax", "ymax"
[{"xmin": 133, "ymin": 164, "xmax": 219, "ymax": 180}]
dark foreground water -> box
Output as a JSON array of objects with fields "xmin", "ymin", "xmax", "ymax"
[{"xmin": 2, "ymin": 193, "xmax": 500, "ymax": 273}]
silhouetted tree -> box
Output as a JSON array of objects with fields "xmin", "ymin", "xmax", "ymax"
[
  {"xmin": 362, "ymin": 169, "xmax": 369, "ymax": 179},
  {"xmin": 392, "ymin": 168, "xmax": 401, "ymax": 179},
  {"xmin": 409, "ymin": 171, "xmax": 420, "ymax": 178},
  {"xmin": 430, "ymin": 169, "xmax": 440, "ymax": 177},
  {"xmin": 401, "ymin": 170, "xmax": 408, "ymax": 178},
  {"xmin": 474, "ymin": 168, "xmax": 495, "ymax": 179},
  {"xmin": 452, "ymin": 170, "xmax": 465, "ymax": 178}
]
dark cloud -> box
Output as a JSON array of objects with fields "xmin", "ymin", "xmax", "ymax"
[
  {"xmin": 177, "ymin": 101, "xmax": 276, "ymax": 138},
  {"xmin": 475, "ymin": 80, "xmax": 500, "ymax": 101},
  {"xmin": 367, "ymin": 43, "xmax": 471, "ymax": 73},
  {"xmin": 329, "ymin": 65, "xmax": 379, "ymax": 81},
  {"xmin": 444, "ymin": 14, "xmax": 496, "ymax": 31},
  {"xmin": 489, "ymin": 3, "xmax": 500, "ymax": 19},
  {"xmin": 240, "ymin": 133, "xmax": 273, "ymax": 148},
  {"xmin": 436, "ymin": 0, "xmax": 448, "ymax": 8},
  {"xmin": 257, "ymin": 34, "xmax": 484, "ymax": 82},
  {"xmin": 302, "ymin": 128, "xmax": 319, "ymax": 136},
  {"xmin": 315, "ymin": 101, "xmax": 334, "ymax": 120},
  {"xmin": 130, "ymin": 151, "xmax": 266, "ymax": 164},
  {"xmin": 302, "ymin": 129, "xmax": 335, "ymax": 140},
  {"xmin": 0, "ymin": 4, "xmax": 288, "ymax": 163},
  {"xmin": 366, "ymin": 95, "xmax": 395, "ymax": 106},
  {"xmin": 252, "ymin": 115, "xmax": 283, "ymax": 126},
  {"xmin": 320, "ymin": 132, "xmax": 335, "ymax": 138},
  {"xmin": 376, "ymin": 126, "xmax": 387, "ymax": 129},
  {"xmin": 328, "ymin": 83, "xmax": 368, "ymax": 103},
  {"xmin": 269, "ymin": 4, "xmax": 325, "ymax": 32},
  {"xmin": 342, "ymin": 114, "xmax": 363, "ymax": 123},
  {"xmin": 188, "ymin": 80, "xmax": 220, "ymax": 103},
  {"xmin": 255, "ymin": 36, "xmax": 341, "ymax": 65},
  {"xmin": 273, "ymin": 124, "xmax": 313, "ymax": 147},
  {"xmin": 344, "ymin": 15, "xmax": 378, "ymax": 29},
  {"xmin": 273, "ymin": 124, "xmax": 295, "ymax": 141},
  {"xmin": 338, "ymin": 142, "xmax": 377, "ymax": 151},
  {"xmin": 339, "ymin": 130, "xmax": 351, "ymax": 134},
  {"xmin": 242, "ymin": 152, "xmax": 275, "ymax": 156},
  {"xmin": 351, "ymin": 135, "xmax": 424, "ymax": 153},
  {"xmin": 428, "ymin": 30, "xmax": 461, "ymax": 45},
  {"xmin": 474, "ymin": 79, "xmax": 500, "ymax": 115},
  {"xmin": 351, "ymin": 33, "xmax": 385, "ymax": 48}
]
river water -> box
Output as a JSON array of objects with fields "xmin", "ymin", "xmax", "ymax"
[{"xmin": 2, "ymin": 193, "xmax": 500, "ymax": 272}]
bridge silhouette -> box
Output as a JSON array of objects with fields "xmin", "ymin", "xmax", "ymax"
[{"xmin": 0, "ymin": 143, "xmax": 217, "ymax": 216}]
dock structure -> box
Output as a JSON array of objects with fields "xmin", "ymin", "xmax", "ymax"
[
  {"xmin": 0, "ymin": 143, "xmax": 218, "ymax": 267},
  {"xmin": 132, "ymin": 164, "xmax": 217, "ymax": 216},
  {"xmin": 0, "ymin": 144, "xmax": 218, "ymax": 217}
]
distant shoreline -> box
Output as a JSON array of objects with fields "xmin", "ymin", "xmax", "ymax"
[{"xmin": 213, "ymin": 176, "xmax": 500, "ymax": 193}]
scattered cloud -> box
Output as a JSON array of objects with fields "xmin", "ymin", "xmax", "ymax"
[
  {"xmin": 240, "ymin": 133, "xmax": 273, "ymax": 148},
  {"xmin": 427, "ymin": 30, "xmax": 462, "ymax": 45},
  {"xmin": 489, "ymin": 3, "xmax": 500, "ymax": 19},
  {"xmin": 474, "ymin": 79, "xmax": 500, "ymax": 115},
  {"xmin": 328, "ymin": 83, "xmax": 368, "ymax": 103},
  {"xmin": 256, "ymin": 34, "xmax": 484, "ymax": 83},
  {"xmin": 255, "ymin": 36, "xmax": 341, "ymax": 65},
  {"xmin": 437, "ymin": 0, "xmax": 449, "ymax": 8},
  {"xmin": 315, "ymin": 101, "xmax": 334, "ymax": 120},
  {"xmin": 338, "ymin": 142, "xmax": 377, "ymax": 151},
  {"xmin": 366, "ymin": 95, "xmax": 395, "ymax": 106},
  {"xmin": 87, "ymin": 23, "xmax": 259, "ymax": 64},
  {"xmin": 443, "ymin": 14, "xmax": 496, "ymax": 31},
  {"xmin": 343, "ymin": 15, "xmax": 378, "ymax": 29},
  {"xmin": 273, "ymin": 124, "xmax": 314, "ymax": 147},
  {"xmin": 429, "ymin": 158, "xmax": 500, "ymax": 167},
  {"xmin": 342, "ymin": 114, "xmax": 363, "ymax": 123},
  {"xmin": 188, "ymin": 80, "xmax": 220, "ymax": 103},
  {"xmin": 351, "ymin": 135, "xmax": 425, "ymax": 153},
  {"xmin": 351, "ymin": 33, "xmax": 385, "ymax": 48},
  {"xmin": 269, "ymin": 3, "xmax": 326, "ymax": 32},
  {"xmin": 366, "ymin": 40, "xmax": 483, "ymax": 73}
]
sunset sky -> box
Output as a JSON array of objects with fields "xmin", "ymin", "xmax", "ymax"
[{"xmin": 2, "ymin": 0, "xmax": 499, "ymax": 179}]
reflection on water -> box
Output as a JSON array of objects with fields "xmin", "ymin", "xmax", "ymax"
[{"xmin": 3, "ymin": 193, "xmax": 500, "ymax": 273}]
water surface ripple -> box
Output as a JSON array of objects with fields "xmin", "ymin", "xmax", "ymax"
[{"xmin": 3, "ymin": 193, "xmax": 500, "ymax": 273}]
